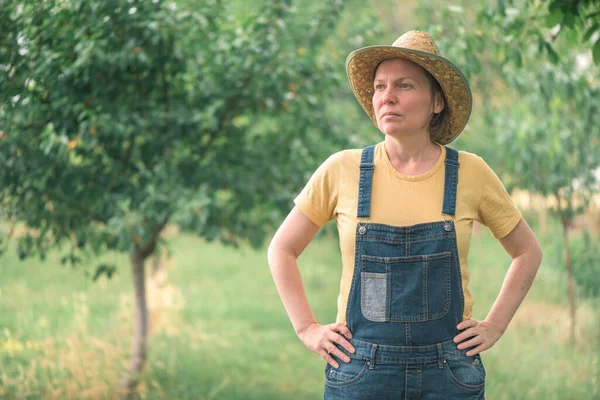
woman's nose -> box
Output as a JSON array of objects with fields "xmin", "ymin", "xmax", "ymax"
[{"xmin": 381, "ymin": 86, "xmax": 396, "ymax": 105}]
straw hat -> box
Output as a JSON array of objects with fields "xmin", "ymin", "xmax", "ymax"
[{"xmin": 346, "ymin": 30, "xmax": 472, "ymax": 144}]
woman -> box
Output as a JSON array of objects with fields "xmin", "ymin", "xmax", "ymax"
[{"xmin": 267, "ymin": 30, "xmax": 542, "ymax": 399}]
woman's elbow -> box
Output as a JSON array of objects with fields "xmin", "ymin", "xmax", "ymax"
[
  {"xmin": 533, "ymin": 241, "xmax": 543, "ymax": 268},
  {"xmin": 525, "ymin": 238, "xmax": 543, "ymax": 272},
  {"xmin": 267, "ymin": 238, "xmax": 280, "ymax": 269}
]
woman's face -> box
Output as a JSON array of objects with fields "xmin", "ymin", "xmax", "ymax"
[{"xmin": 372, "ymin": 58, "xmax": 444, "ymax": 139}]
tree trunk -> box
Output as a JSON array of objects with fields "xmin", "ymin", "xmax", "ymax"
[
  {"xmin": 7, "ymin": 218, "xmax": 16, "ymax": 239},
  {"xmin": 119, "ymin": 249, "xmax": 151, "ymax": 399},
  {"xmin": 118, "ymin": 218, "xmax": 168, "ymax": 399},
  {"xmin": 559, "ymin": 213, "xmax": 577, "ymax": 341}
]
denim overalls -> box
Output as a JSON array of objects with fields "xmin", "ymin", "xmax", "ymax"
[{"xmin": 324, "ymin": 146, "xmax": 486, "ymax": 399}]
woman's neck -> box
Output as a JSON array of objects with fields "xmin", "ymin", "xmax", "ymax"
[{"xmin": 383, "ymin": 135, "xmax": 441, "ymax": 176}]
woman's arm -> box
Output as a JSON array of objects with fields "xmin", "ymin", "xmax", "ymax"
[
  {"xmin": 454, "ymin": 218, "xmax": 543, "ymax": 356},
  {"xmin": 267, "ymin": 207, "xmax": 355, "ymax": 368}
]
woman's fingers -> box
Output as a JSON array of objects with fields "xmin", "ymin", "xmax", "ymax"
[
  {"xmin": 456, "ymin": 335, "xmax": 482, "ymax": 350},
  {"xmin": 456, "ymin": 318, "xmax": 479, "ymax": 331},
  {"xmin": 330, "ymin": 322, "xmax": 353, "ymax": 340},
  {"xmin": 301, "ymin": 323, "xmax": 356, "ymax": 368},
  {"xmin": 466, "ymin": 344, "xmax": 487, "ymax": 357},
  {"xmin": 321, "ymin": 341, "xmax": 349, "ymax": 368},
  {"xmin": 453, "ymin": 326, "xmax": 477, "ymax": 344},
  {"xmin": 325, "ymin": 341, "xmax": 351, "ymax": 363},
  {"xmin": 320, "ymin": 349, "xmax": 339, "ymax": 368},
  {"xmin": 334, "ymin": 336, "xmax": 355, "ymax": 356},
  {"xmin": 329, "ymin": 331, "xmax": 355, "ymax": 355}
]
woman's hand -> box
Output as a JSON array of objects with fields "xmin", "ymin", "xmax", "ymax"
[
  {"xmin": 453, "ymin": 318, "xmax": 504, "ymax": 356},
  {"xmin": 297, "ymin": 322, "xmax": 356, "ymax": 368}
]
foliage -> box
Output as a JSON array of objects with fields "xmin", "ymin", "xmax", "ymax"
[
  {"xmin": 416, "ymin": 0, "xmax": 600, "ymax": 201},
  {"xmin": 567, "ymin": 231, "xmax": 600, "ymax": 298},
  {"xmin": 415, "ymin": 0, "xmax": 600, "ymax": 340},
  {"xmin": 418, "ymin": 0, "xmax": 600, "ymax": 69},
  {"xmin": 494, "ymin": 63, "xmax": 599, "ymax": 213},
  {"xmin": 0, "ymin": 0, "xmax": 376, "ymax": 271}
]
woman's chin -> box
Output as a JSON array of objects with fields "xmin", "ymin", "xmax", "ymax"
[
  {"xmin": 380, "ymin": 128, "xmax": 406, "ymax": 137},
  {"xmin": 378, "ymin": 121, "xmax": 406, "ymax": 136},
  {"xmin": 379, "ymin": 125, "xmax": 427, "ymax": 139}
]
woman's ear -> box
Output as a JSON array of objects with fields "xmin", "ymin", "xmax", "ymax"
[{"xmin": 434, "ymin": 92, "xmax": 445, "ymax": 114}]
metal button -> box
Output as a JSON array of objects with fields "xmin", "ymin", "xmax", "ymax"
[
  {"xmin": 444, "ymin": 223, "xmax": 451, "ymax": 232},
  {"xmin": 359, "ymin": 225, "xmax": 367, "ymax": 234},
  {"xmin": 472, "ymin": 358, "xmax": 480, "ymax": 366}
]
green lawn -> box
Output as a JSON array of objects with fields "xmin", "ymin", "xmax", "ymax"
[{"xmin": 0, "ymin": 223, "xmax": 598, "ymax": 399}]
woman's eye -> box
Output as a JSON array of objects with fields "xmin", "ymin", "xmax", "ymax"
[
  {"xmin": 398, "ymin": 83, "xmax": 411, "ymax": 89},
  {"xmin": 375, "ymin": 84, "xmax": 384, "ymax": 90}
]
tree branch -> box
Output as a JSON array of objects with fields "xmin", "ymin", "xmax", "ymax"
[
  {"xmin": 28, "ymin": 186, "xmax": 108, "ymax": 224},
  {"xmin": 136, "ymin": 215, "xmax": 170, "ymax": 259},
  {"xmin": 199, "ymin": 72, "xmax": 253, "ymax": 160},
  {"xmin": 584, "ymin": 12, "xmax": 600, "ymax": 20},
  {"xmin": 121, "ymin": 138, "xmax": 135, "ymax": 166}
]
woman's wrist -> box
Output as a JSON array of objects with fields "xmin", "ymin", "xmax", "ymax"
[{"xmin": 295, "ymin": 320, "xmax": 319, "ymax": 337}]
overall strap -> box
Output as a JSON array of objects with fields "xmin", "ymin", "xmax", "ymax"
[
  {"xmin": 357, "ymin": 145, "xmax": 376, "ymax": 219},
  {"xmin": 441, "ymin": 147, "xmax": 460, "ymax": 216}
]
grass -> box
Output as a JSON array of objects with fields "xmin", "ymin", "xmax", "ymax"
[{"xmin": 0, "ymin": 221, "xmax": 599, "ymax": 399}]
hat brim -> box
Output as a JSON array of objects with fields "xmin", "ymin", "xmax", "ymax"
[{"xmin": 346, "ymin": 45, "xmax": 472, "ymax": 144}]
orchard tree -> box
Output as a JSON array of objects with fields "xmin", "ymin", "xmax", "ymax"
[
  {"xmin": 417, "ymin": 0, "xmax": 600, "ymax": 339},
  {"xmin": 417, "ymin": 0, "xmax": 600, "ymax": 68},
  {"xmin": 0, "ymin": 0, "xmax": 371, "ymax": 396},
  {"xmin": 491, "ymin": 60, "xmax": 600, "ymax": 340}
]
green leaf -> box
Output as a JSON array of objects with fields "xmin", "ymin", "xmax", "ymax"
[
  {"xmin": 562, "ymin": 10, "xmax": 575, "ymax": 29},
  {"xmin": 593, "ymin": 38, "xmax": 600, "ymax": 65},
  {"xmin": 548, "ymin": 0, "xmax": 561, "ymax": 13},
  {"xmin": 498, "ymin": 0, "xmax": 506, "ymax": 16},
  {"xmin": 545, "ymin": 9, "xmax": 562, "ymax": 28},
  {"xmin": 510, "ymin": 48, "xmax": 523, "ymax": 68},
  {"xmin": 545, "ymin": 42, "xmax": 559, "ymax": 64},
  {"xmin": 583, "ymin": 23, "xmax": 599, "ymax": 43},
  {"xmin": 92, "ymin": 264, "xmax": 117, "ymax": 281}
]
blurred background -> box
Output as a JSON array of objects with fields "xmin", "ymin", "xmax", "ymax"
[{"xmin": 1, "ymin": 0, "xmax": 599, "ymax": 399}]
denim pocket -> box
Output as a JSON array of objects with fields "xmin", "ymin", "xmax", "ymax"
[
  {"xmin": 360, "ymin": 252, "xmax": 451, "ymax": 322},
  {"xmin": 361, "ymin": 272, "xmax": 387, "ymax": 322},
  {"xmin": 324, "ymin": 358, "xmax": 369, "ymax": 388},
  {"xmin": 444, "ymin": 352, "xmax": 486, "ymax": 391}
]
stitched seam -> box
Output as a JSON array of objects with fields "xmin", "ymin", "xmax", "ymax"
[
  {"xmin": 362, "ymin": 234, "xmax": 452, "ymax": 243},
  {"xmin": 404, "ymin": 367, "xmax": 409, "ymax": 400},
  {"xmin": 428, "ymin": 254, "xmax": 452, "ymax": 320},
  {"xmin": 386, "ymin": 261, "xmax": 391, "ymax": 322},
  {"xmin": 423, "ymin": 257, "xmax": 428, "ymax": 321},
  {"xmin": 361, "ymin": 251, "xmax": 451, "ymax": 263},
  {"xmin": 325, "ymin": 362, "xmax": 370, "ymax": 388},
  {"xmin": 345, "ymin": 228, "xmax": 361, "ymax": 328},
  {"xmin": 444, "ymin": 364, "xmax": 486, "ymax": 390}
]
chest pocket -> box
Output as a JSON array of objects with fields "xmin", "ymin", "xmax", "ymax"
[{"xmin": 360, "ymin": 252, "xmax": 452, "ymax": 322}]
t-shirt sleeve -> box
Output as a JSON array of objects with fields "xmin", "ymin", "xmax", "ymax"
[
  {"xmin": 477, "ymin": 160, "xmax": 522, "ymax": 239},
  {"xmin": 293, "ymin": 152, "xmax": 341, "ymax": 227}
]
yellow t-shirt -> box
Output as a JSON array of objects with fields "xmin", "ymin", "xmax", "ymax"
[{"xmin": 294, "ymin": 142, "xmax": 522, "ymax": 323}]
